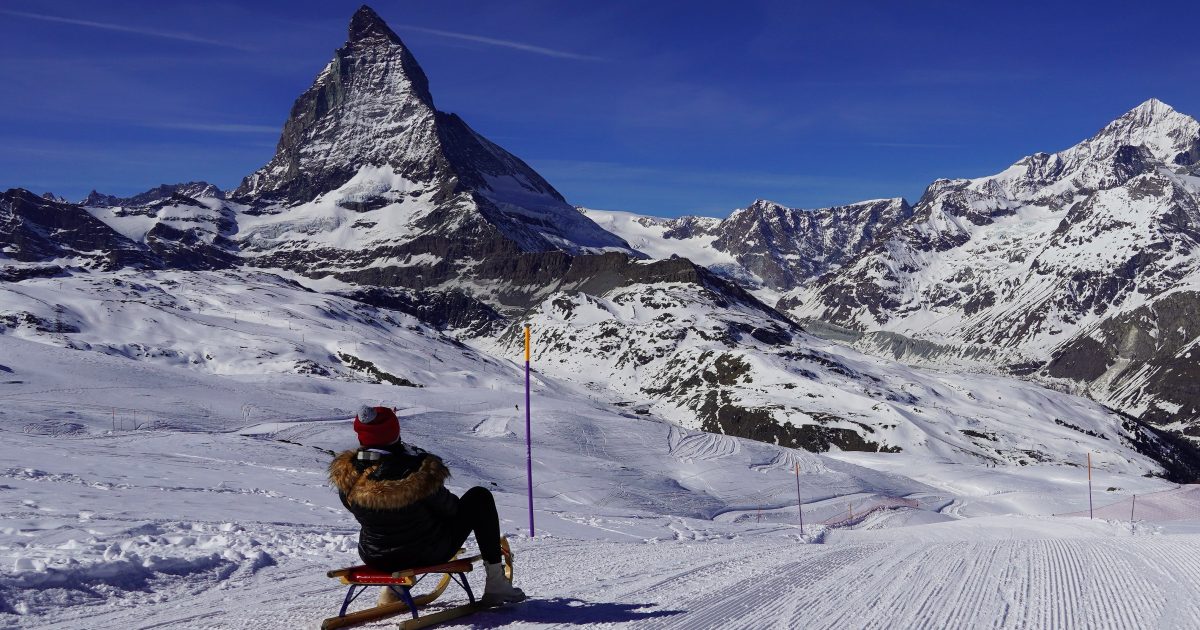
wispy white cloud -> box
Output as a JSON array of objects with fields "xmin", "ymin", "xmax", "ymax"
[
  {"xmin": 151, "ymin": 122, "xmax": 280, "ymax": 134},
  {"xmin": 397, "ymin": 25, "xmax": 603, "ymax": 61},
  {"xmin": 0, "ymin": 9, "xmax": 252, "ymax": 51}
]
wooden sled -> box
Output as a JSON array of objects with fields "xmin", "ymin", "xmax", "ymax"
[{"xmin": 320, "ymin": 537, "xmax": 513, "ymax": 630}]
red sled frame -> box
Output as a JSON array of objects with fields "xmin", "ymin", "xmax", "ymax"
[{"xmin": 320, "ymin": 538, "xmax": 513, "ymax": 630}]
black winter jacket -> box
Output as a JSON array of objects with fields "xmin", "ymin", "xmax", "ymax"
[{"xmin": 329, "ymin": 444, "xmax": 461, "ymax": 571}]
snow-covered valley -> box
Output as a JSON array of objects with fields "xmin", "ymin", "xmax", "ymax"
[{"xmin": 4, "ymin": 271, "xmax": 1200, "ymax": 629}]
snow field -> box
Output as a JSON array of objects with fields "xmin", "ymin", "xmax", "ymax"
[
  {"xmin": 3, "ymin": 398, "xmax": 1197, "ymax": 628},
  {"xmin": 3, "ymin": 270, "xmax": 1199, "ymax": 628}
]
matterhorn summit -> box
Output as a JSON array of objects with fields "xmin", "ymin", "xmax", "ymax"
[
  {"xmin": 235, "ymin": 5, "xmax": 630, "ymax": 271},
  {"xmin": 234, "ymin": 6, "xmax": 440, "ymax": 205}
]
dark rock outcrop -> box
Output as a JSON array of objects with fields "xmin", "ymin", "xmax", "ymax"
[{"xmin": 0, "ymin": 189, "xmax": 154, "ymax": 269}]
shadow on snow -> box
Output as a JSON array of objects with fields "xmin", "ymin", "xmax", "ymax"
[{"xmin": 466, "ymin": 597, "xmax": 685, "ymax": 626}]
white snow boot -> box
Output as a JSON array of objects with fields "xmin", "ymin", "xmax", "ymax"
[{"xmin": 481, "ymin": 561, "xmax": 525, "ymax": 605}]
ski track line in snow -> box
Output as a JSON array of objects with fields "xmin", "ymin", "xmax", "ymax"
[
  {"xmin": 630, "ymin": 542, "xmax": 885, "ymax": 629},
  {"xmin": 557, "ymin": 538, "xmax": 1200, "ymax": 630},
  {"xmin": 668, "ymin": 431, "xmax": 740, "ymax": 463},
  {"xmin": 1133, "ymin": 539, "xmax": 1200, "ymax": 626}
]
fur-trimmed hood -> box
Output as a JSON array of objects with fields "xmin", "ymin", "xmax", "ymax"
[{"xmin": 329, "ymin": 448, "xmax": 450, "ymax": 511}]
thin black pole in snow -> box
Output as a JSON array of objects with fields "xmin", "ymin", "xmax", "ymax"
[
  {"xmin": 1131, "ymin": 494, "xmax": 1136, "ymax": 524},
  {"xmin": 1088, "ymin": 452, "xmax": 1094, "ymax": 519},
  {"xmin": 795, "ymin": 462, "xmax": 804, "ymax": 536},
  {"xmin": 525, "ymin": 325, "xmax": 534, "ymax": 538}
]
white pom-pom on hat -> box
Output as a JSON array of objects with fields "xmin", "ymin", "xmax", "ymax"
[{"xmin": 357, "ymin": 405, "xmax": 378, "ymax": 424}]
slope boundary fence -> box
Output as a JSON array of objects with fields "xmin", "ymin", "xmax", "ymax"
[{"xmin": 1055, "ymin": 484, "xmax": 1199, "ymax": 522}]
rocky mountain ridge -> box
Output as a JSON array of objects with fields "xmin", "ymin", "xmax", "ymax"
[
  {"xmin": 781, "ymin": 99, "xmax": 1200, "ymax": 433},
  {"xmin": 584, "ymin": 196, "xmax": 913, "ymax": 294},
  {"xmin": 475, "ymin": 271, "xmax": 1198, "ymax": 476}
]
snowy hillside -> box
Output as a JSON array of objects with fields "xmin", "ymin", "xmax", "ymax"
[
  {"xmin": 474, "ymin": 277, "xmax": 1178, "ymax": 473},
  {"xmin": 4, "ymin": 303, "xmax": 1200, "ymax": 628},
  {"xmin": 0, "ymin": 270, "xmax": 517, "ymax": 394}
]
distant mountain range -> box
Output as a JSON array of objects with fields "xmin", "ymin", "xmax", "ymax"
[
  {"xmin": 587, "ymin": 99, "xmax": 1200, "ymax": 437},
  {"xmin": 3, "ymin": 5, "xmax": 1199, "ymax": 471}
]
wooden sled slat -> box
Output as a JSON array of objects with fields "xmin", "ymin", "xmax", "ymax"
[
  {"xmin": 398, "ymin": 603, "xmax": 488, "ymax": 630},
  {"xmin": 321, "ymin": 600, "xmax": 415, "ymax": 630}
]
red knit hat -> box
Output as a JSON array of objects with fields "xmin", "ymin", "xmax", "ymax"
[{"xmin": 354, "ymin": 405, "xmax": 400, "ymax": 448}]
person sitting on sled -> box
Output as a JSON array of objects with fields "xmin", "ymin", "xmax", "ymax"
[{"xmin": 329, "ymin": 405, "xmax": 525, "ymax": 605}]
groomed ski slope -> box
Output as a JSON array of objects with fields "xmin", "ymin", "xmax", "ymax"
[
  {"xmin": 4, "ymin": 333, "xmax": 1200, "ymax": 629},
  {"xmin": 18, "ymin": 521, "xmax": 1200, "ymax": 629}
]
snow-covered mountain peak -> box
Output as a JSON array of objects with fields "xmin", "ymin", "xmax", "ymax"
[
  {"xmin": 950, "ymin": 100, "xmax": 1200, "ymax": 204},
  {"xmin": 1087, "ymin": 98, "xmax": 1200, "ymax": 165},
  {"xmin": 233, "ymin": 6, "xmax": 442, "ymax": 204},
  {"xmin": 228, "ymin": 4, "xmax": 631, "ymax": 268},
  {"xmin": 348, "ymin": 5, "xmax": 403, "ymax": 45},
  {"xmin": 744, "ymin": 198, "xmax": 784, "ymax": 212},
  {"xmin": 344, "ymin": 4, "xmax": 433, "ymax": 105},
  {"xmin": 584, "ymin": 197, "xmax": 914, "ymax": 294}
]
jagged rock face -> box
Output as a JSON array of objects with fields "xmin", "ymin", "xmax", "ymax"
[
  {"xmin": 0, "ymin": 189, "xmax": 152, "ymax": 269},
  {"xmin": 83, "ymin": 182, "xmax": 224, "ymax": 208},
  {"xmin": 81, "ymin": 185, "xmax": 238, "ymax": 271},
  {"xmin": 233, "ymin": 3, "xmax": 630, "ymax": 277},
  {"xmin": 713, "ymin": 198, "xmax": 913, "ymax": 289},
  {"xmin": 785, "ymin": 99, "xmax": 1200, "ymax": 431},
  {"xmin": 2, "ymin": 185, "xmax": 238, "ymax": 272},
  {"xmin": 583, "ymin": 197, "xmax": 912, "ymax": 292},
  {"xmin": 6, "ymin": 6, "xmax": 636, "ymax": 319},
  {"xmin": 1046, "ymin": 290, "xmax": 1200, "ymax": 429},
  {"xmin": 337, "ymin": 286, "xmax": 505, "ymax": 337},
  {"xmin": 234, "ymin": 7, "xmax": 441, "ymax": 206},
  {"xmin": 5, "ymin": 6, "xmax": 636, "ymax": 313}
]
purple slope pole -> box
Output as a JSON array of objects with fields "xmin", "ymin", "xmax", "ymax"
[{"xmin": 525, "ymin": 325, "xmax": 534, "ymax": 537}]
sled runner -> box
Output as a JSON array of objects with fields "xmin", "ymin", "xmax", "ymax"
[{"xmin": 320, "ymin": 537, "xmax": 514, "ymax": 630}]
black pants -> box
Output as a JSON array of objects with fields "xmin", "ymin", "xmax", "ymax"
[{"xmin": 441, "ymin": 486, "xmax": 503, "ymax": 564}]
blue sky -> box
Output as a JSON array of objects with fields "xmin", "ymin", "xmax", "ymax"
[{"xmin": 2, "ymin": 1, "xmax": 1199, "ymax": 217}]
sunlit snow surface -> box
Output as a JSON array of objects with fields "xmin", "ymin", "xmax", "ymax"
[{"xmin": 3, "ymin": 272, "xmax": 1200, "ymax": 628}]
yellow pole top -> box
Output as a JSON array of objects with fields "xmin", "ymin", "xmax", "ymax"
[{"xmin": 524, "ymin": 325, "xmax": 531, "ymax": 362}]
